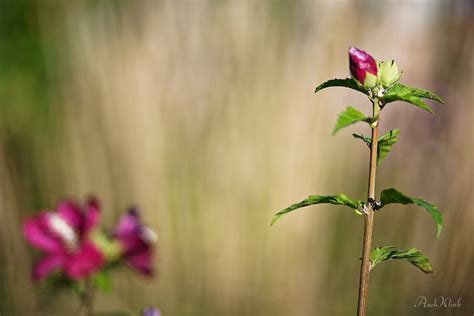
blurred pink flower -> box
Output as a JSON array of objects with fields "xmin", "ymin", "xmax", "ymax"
[
  {"xmin": 23, "ymin": 198, "xmax": 104, "ymax": 281},
  {"xmin": 114, "ymin": 208, "xmax": 155, "ymax": 276},
  {"xmin": 349, "ymin": 47, "xmax": 378, "ymax": 86}
]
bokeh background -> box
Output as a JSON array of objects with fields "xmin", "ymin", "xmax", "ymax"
[{"xmin": 0, "ymin": 1, "xmax": 473, "ymax": 315}]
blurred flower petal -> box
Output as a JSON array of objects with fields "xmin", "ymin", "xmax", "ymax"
[
  {"xmin": 33, "ymin": 254, "xmax": 64, "ymax": 281},
  {"xmin": 57, "ymin": 200, "xmax": 83, "ymax": 229},
  {"xmin": 24, "ymin": 198, "xmax": 107, "ymax": 281},
  {"xmin": 126, "ymin": 250, "xmax": 153, "ymax": 276},
  {"xmin": 23, "ymin": 214, "xmax": 63, "ymax": 253},
  {"xmin": 120, "ymin": 235, "xmax": 149, "ymax": 257},
  {"xmin": 115, "ymin": 208, "xmax": 140, "ymax": 236},
  {"xmin": 114, "ymin": 208, "xmax": 155, "ymax": 276},
  {"xmin": 84, "ymin": 197, "xmax": 100, "ymax": 233},
  {"xmin": 64, "ymin": 241, "xmax": 104, "ymax": 280}
]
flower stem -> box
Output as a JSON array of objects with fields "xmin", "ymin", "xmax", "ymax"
[
  {"xmin": 357, "ymin": 97, "xmax": 380, "ymax": 316},
  {"xmin": 79, "ymin": 278, "xmax": 95, "ymax": 316}
]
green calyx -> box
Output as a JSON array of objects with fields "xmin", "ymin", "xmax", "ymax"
[{"xmin": 363, "ymin": 72, "xmax": 377, "ymax": 89}]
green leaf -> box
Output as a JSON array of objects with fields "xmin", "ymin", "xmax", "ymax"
[
  {"xmin": 40, "ymin": 273, "xmax": 81, "ymax": 297},
  {"xmin": 370, "ymin": 246, "xmax": 433, "ymax": 274},
  {"xmin": 333, "ymin": 106, "xmax": 371, "ymax": 135},
  {"xmin": 352, "ymin": 129, "xmax": 400, "ymax": 165},
  {"xmin": 378, "ymin": 129, "xmax": 399, "ymax": 142},
  {"xmin": 352, "ymin": 133, "xmax": 371, "ymax": 146},
  {"xmin": 315, "ymin": 78, "xmax": 367, "ymax": 95},
  {"xmin": 383, "ymin": 83, "xmax": 443, "ymax": 114},
  {"xmin": 271, "ymin": 193, "xmax": 363, "ymax": 225},
  {"xmin": 388, "ymin": 83, "xmax": 444, "ymax": 103},
  {"xmin": 384, "ymin": 93, "xmax": 433, "ymax": 113},
  {"xmin": 379, "ymin": 188, "xmax": 443, "ymax": 238},
  {"xmin": 370, "ymin": 246, "xmax": 397, "ymax": 268},
  {"xmin": 377, "ymin": 129, "xmax": 400, "ymax": 164},
  {"xmin": 390, "ymin": 248, "xmax": 433, "ymax": 273},
  {"xmin": 92, "ymin": 269, "xmax": 112, "ymax": 293}
]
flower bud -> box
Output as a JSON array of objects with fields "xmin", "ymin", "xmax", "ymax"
[
  {"xmin": 379, "ymin": 60, "xmax": 401, "ymax": 87},
  {"xmin": 348, "ymin": 47, "xmax": 378, "ymax": 88}
]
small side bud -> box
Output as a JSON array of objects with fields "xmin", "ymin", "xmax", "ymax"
[{"xmin": 379, "ymin": 60, "xmax": 401, "ymax": 87}]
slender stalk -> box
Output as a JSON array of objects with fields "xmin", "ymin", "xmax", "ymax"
[
  {"xmin": 357, "ymin": 97, "xmax": 380, "ymax": 316},
  {"xmin": 79, "ymin": 278, "xmax": 95, "ymax": 316}
]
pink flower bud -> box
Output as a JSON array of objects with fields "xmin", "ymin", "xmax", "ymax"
[{"xmin": 349, "ymin": 47, "xmax": 378, "ymax": 88}]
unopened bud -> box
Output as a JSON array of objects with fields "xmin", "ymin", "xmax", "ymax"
[
  {"xmin": 349, "ymin": 47, "xmax": 378, "ymax": 88},
  {"xmin": 379, "ymin": 60, "xmax": 401, "ymax": 87}
]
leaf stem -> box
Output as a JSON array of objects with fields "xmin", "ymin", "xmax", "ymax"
[
  {"xmin": 357, "ymin": 97, "xmax": 380, "ymax": 316},
  {"xmin": 79, "ymin": 277, "xmax": 95, "ymax": 316}
]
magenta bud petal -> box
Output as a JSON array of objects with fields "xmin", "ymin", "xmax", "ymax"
[
  {"xmin": 84, "ymin": 197, "xmax": 100, "ymax": 233},
  {"xmin": 64, "ymin": 241, "xmax": 104, "ymax": 279},
  {"xmin": 348, "ymin": 47, "xmax": 377, "ymax": 85},
  {"xmin": 57, "ymin": 200, "xmax": 83, "ymax": 229},
  {"xmin": 23, "ymin": 214, "xmax": 63, "ymax": 253},
  {"xmin": 32, "ymin": 254, "xmax": 64, "ymax": 281}
]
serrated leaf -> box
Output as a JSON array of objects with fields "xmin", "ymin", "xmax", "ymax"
[
  {"xmin": 384, "ymin": 93, "xmax": 433, "ymax": 113},
  {"xmin": 378, "ymin": 129, "xmax": 400, "ymax": 142},
  {"xmin": 377, "ymin": 129, "xmax": 400, "ymax": 164},
  {"xmin": 383, "ymin": 83, "xmax": 443, "ymax": 114},
  {"xmin": 333, "ymin": 106, "xmax": 371, "ymax": 135},
  {"xmin": 271, "ymin": 193, "xmax": 363, "ymax": 225},
  {"xmin": 370, "ymin": 246, "xmax": 433, "ymax": 274},
  {"xmin": 388, "ymin": 83, "xmax": 444, "ymax": 103},
  {"xmin": 391, "ymin": 248, "xmax": 433, "ymax": 274},
  {"xmin": 352, "ymin": 129, "xmax": 400, "ymax": 165},
  {"xmin": 315, "ymin": 78, "xmax": 367, "ymax": 95},
  {"xmin": 370, "ymin": 246, "xmax": 397, "ymax": 268},
  {"xmin": 380, "ymin": 188, "xmax": 443, "ymax": 238}
]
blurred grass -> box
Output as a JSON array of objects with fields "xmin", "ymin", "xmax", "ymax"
[{"xmin": 0, "ymin": 0, "xmax": 473, "ymax": 315}]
